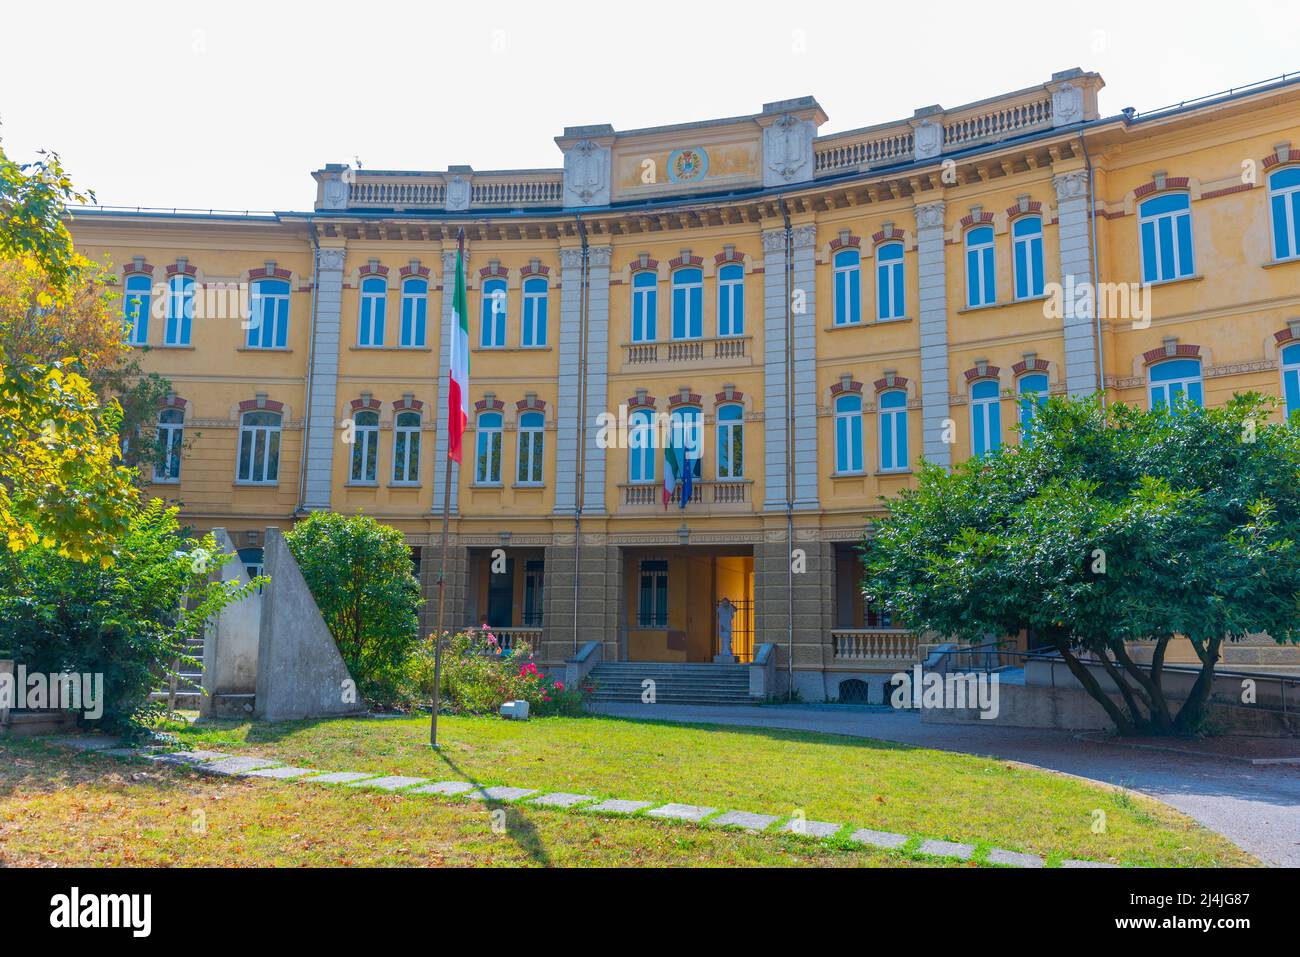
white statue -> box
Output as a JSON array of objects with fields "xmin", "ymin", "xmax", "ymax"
[{"xmin": 716, "ymin": 597, "xmax": 737, "ymax": 662}]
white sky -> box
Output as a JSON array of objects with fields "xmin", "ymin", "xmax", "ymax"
[{"xmin": 2, "ymin": 0, "xmax": 1296, "ymax": 212}]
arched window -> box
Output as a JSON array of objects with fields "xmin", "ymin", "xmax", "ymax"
[
  {"xmin": 878, "ymin": 390, "xmax": 908, "ymax": 473},
  {"xmin": 521, "ymin": 277, "xmax": 548, "ymax": 347},
  {"xmin": 1282, "ymin": 343, "xmax": 1300, "ymax": 420},
  {"xmin": 1012, "ymin": 216, "xmax": 1045, "ymax": 300},
  {"xmin": 670, "ymin": 406, "xmax": 702, "ymax": 479},
  {"xmin": 517, "ymin": 410, "xmax": 544, "ymax": 485},
  {"xmin": 349, "ymin": 410, "xmax": 379, "ymax": 483},
  {"xmin": 237, "ymin": 410, "xmax": 281, "ymax": 484},
  {"xmin": 965, "ymin": 226, "xmax": 996, "ymax": 307},
  {"xmin": 247, "ymin": 278, "xmax": 290, "ymax": 349},
  {"xmin": 480, "ymin": 278, "xmax": 507, "ymax": 348},
  {"xmin": 154, "ymin": 408, "xmax": 184, "ymax": 482},
  {"xmin": 834, "ymin": 393, "xmax": 864, "ymax": 473},
  {"xmin": 393, "ymin": 411, "xmax": 421, "ymax": 484},
  {"xmin": 165, "ymin": 274, "xmax": 195, "ymax": 346},
  {"xmin": 970, "ymin": 379, "xmax": 1001, "ymax": 456},
  {"xmin": 1018, "ymin": 373, "xmax": 1049, "ymax": 443},
  {"xmin": 629, "ymin": 409, "xmax": 656, "ymax": 483},
  {"xmin": 876, "ymin": 242, "xmax": 904, "ymax": 321},
  {"xmin": 1148, "ymin": 358, "xmax": 1203, "ymax": 409},
  {"xmin": 400, "ymin": 277, "xmax": 428, "ymax": 348},
  {"xmin": 717, "ymin": 264, "xmax": 744, "ymax": 337},
  {"xmin": 631, "ymin": 271, "xmax": 657, "ymax": 343},
  {"xmin": 716, "ymin": 403, "xmax": 744, "ymax": 479},
  {"xmin": 671, "ymin": 268, "xmax": 702, "ymax": 339},
  {"xmin": 358, "ymin": 276, "xmax": 387, "ymax": 346},
  {"xmin": 123, "ymin": 274, "xmax": 152, "ymax": 345},
  {"xmin": 833, "ymin": 249, "xmax": 861, "ymax": 326},
  {"xmin": 1269, "ymin": 167, "xmax": 1300, "ymax": 262},
  {"xmin": 1139, "ymin": 193, "xmax": 1194, "ymax": 282},
  {"xmin": 475, "ymin": 411, "xmax": 503, "ymax": 484}
]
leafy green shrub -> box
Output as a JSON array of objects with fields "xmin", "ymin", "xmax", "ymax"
[
  {"xmin": 0, "ymin": 499, "xmax": 259, "ymax": 733},
  {"xmin": 433, "ymin": 629, "xmax": 588, "ymax": 717},
  {"xmin": 284, "ymin": 511, "xmax": 422, "ymax": 709}
]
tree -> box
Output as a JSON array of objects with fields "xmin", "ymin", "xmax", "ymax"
[
  {"xmin": 285, "ymin": 512, "xmax": 423, "ymax": 706},
  {"xmin": 0, "ymin": 141, "xmax": 92, "ymax": 289},
  {"xmin": 0, "ymin": 499, "xmax": 260, "ymax": 733},
  {"xmin": 862, "ymin": 393, "xmax": 1300, "ymax": 735}
]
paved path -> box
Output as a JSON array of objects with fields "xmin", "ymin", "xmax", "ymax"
[{"xmin": 590, "ymin": 703, "xmax": 1300, "ymax": 867}]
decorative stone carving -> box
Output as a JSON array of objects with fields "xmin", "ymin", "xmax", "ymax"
[
  {"xmin": 913, "ymin": 119, "xmax": 943, "ymax": 161},
  {"xmin": 1053, "ymin": 170, "xmax": 1089, "ymax": 201},
  {"xmin": 318, "ymin": 248, "xmax": 346, "ymax": 271},
  {"xmin": 321, "ymin": 173, "xmax": 350, "ymax": 210},
  {"xmin": 763, "ymin": 113, "xmax": 815, "ymax": 187},
  {"xmin": 588, "ymin": 245, "xmax": 613, "ymax": 267},
  {"xmin": 761, "ymin": 228, "xmax": 787, "ymax": 253},
  {"xmin": 445, "ymin": 175, "xmax": 471, "ymax": 212},
  {"xmin": 791, "ymin": 224, "xmax": 818, "ymax": 249},
  {"xmin": 560, "ymin": 247, "xmax": 586, "ymax": 270},
  {"xmin": 563, "ymin": 139, "xmax": 611, "ymax": 208},
  {"xmin": 442, "ymin": 250, "xmax": 459, "ymax": 272},
  {"xmin": 914, "ymin": 201, "xmax": 946, "ymax": 230},
  {"xmin": 1052, "ymin": 82, "xmax": 1084, "ymax": 127}
]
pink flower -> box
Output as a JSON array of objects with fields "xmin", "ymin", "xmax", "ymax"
[{"xmin": 553, "ymin": 681, "xmax": 565, "ymax": 691}]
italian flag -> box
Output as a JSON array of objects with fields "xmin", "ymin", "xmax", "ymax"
[
  {"xmin": 663, "ymin": 444, "xmax": 692, "ymax": 510},
  {"xmin": 447, "ymin": 235, "xmax": 469, "ymax": 464}
]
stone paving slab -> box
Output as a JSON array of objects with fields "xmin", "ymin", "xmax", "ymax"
[
  {"xmin": 243, "ymin": 766, "xmax": 321, "ymax": 780},
  {"xmin": 147, "ymin": 750, "xmax": 228, "ymax": 765},
  {"xmin": 303, "ymin": 771, "xmax": 378, "ymax": 785},
  {"xmin": 51, "ymin": 734, "xmax": 124, "ymax": 751},
  {"xmin": 101, "ymin": 748, "xmax": 145, "ymax": 759},
  {"xmin": 347, "ymin": 775, "xmax": 427, "ymax": 791},
  {"xmin": 709, "ymin": 810, "xmax": 779, "ymax": 832},
  {"xmin": 466, "ymin": 786, "xmax": 538, "ymax": 802},
  {"xmin": 198, "ymin": 756, "xmax": 283, "ymax": 776},
  {"xmin": 849, "ymin": 827, "xmax": 909, "ymax": 850},
  {"xmin": 917, "ymin": 839, "xmax": 975, "ymax": 860},
  {"xmin": 1062, "ymin": 858, "xmax": 1120, "ymax": 868},
  {"xmin": 410, "ymin": 780, "xmax": 475, "ymax": 796},
  {"xmin": 780, "ymin": 819, "xmax": 841, "ymax": 839},
  {"xmin": 529, "ymin": 792, "xmax": 597, "ymax": 808},
  {"xmin": 987, "ymin": 848, "xmax": 1045, "ymax": 868},
  {"xmin": 646, "ymin": 803, "xmax": 717, "ymax": 823},
  {"xmin": 585, "ymin": 799, "xmax": 654, "ymax": 815}
]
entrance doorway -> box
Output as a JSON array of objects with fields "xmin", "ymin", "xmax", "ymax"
[{"xmin": 622, "ymin": 546, "xmax": 754, "ymax": 662}]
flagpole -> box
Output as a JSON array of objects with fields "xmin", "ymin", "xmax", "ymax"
[{"xmin": 430, "ymin": 228, "xmax": 465, "ymax": 749}]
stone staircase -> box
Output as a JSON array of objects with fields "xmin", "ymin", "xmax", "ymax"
[
  {"xmin": 150, "ymin": 636, "xmax": 205, "ymax": 710},
  {"xmin": 586, "ymin": 662, "xmax": 757, "ymax": 706}
]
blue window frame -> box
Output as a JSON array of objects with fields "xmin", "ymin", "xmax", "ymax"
[
  {"xmin": 632, "ymin": 271, "xmax": 657, "ymax": 342},
  {"xmin": 358, "ymin": 276, "xmax": 387, "ymax": 346},
  {"xmin": 392, "ymin": 411, "xmax": 421, "ymax": 484},
  {"xmin": 1139, "ymin": 193, "xmax": 1195, "ymax": 282},
  {"xmin": 521, "ymin": 277, "xmax": 548, "ymax": 347},
  {"xmin": 154, "ymin": 408, "xmax": 184, "ymax": 482},
  {"xmin": 1148, "ymin": 358, "xmax": 1203, "ymax": 409},
  {"xmin": 833, "ymin": 249, "xmax": 861, "ymax": 326},
  {"xmin": 670, "ymin": 406, "xmax": 702, "ymax": 479},
  {"xmin": 123, "ymin": 274, "xmax": 151, "ymax": 345},
  {"xmin": 1017, "ymin": 372, "xmax": 1049, "ymax": 443},
  {"xmin": 716, "ymin": 403, "xmax": 744, "ymax": 479},
  {"xmin": 1269, "ymin": 167, "xmax": 1300, "ymax": 262},
  {"xmin": 834, "ymin": 393, "xmax": 864, "ymax": 473},
  {"xmin": 165, "ymin": 275, "xmax": 195, "ymax": 346},
  {"xmin": 247, "ymin": 279, "xmax": 289, "ymax": 349},
  {"xmin": 629, "ymin": 409, "xmax": 656, "ymax": 483},
  {"xmin": 1283, "ymin": 343, "xmax": 1300, "ymax": 421},
  {"xmin": 671, "ymin": 268, "xmax": 702, "ymax": 339},
  {"xmin": 717, "ymin": 264, "xmax": 744, "ymax": 337},
  {"xmin": 1012, "ymin": 217, "xmax": 1045, "ymax": 300},
  {"xmin": 480, "ymin": 278, "xmax": 506, "ymax": 348},
  {"xmin": 349, "ymin": 410, "xmax": 379, "ymax": 484},
  {"xmin": 876, "ymin": 242, "xmax": 905, "ymax": 320},
  {"xmin": 878, "ymin": 390, "xmax": 908, "ymax": 472},
  {"xmin": 517, "ymin": 410, "xmax": 544, "ymax": 484},
  {"xmin": 400, "ymin": 277, "xmax": 428, "ymax": 348},
  {"xmin": 965, "ymin": 226, "xmax": 996, "ymax": 307},
  {"xmin": 970, "ymin": 379, "xmax": 1002, "ymax": 456},
  {"xmin": 475, "ymin": 411, "xmax": 503, "ymax": 483}
]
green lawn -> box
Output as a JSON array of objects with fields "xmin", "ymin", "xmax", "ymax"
[{"xmin": 151, "ymin": 712, "xmax": 1254, "ymax": 867}]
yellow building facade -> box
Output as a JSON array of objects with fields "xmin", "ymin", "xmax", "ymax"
[{"xmin": 70, "ymin": 68, "xmax": 1300, "ymax": 699}]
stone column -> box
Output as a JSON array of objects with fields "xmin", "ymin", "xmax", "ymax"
[
  {"xmin": 581, "ymin": 246, "xmax": 613, "ymax": 514},
  {"xmin": 302, "ymin": 246, "xmax": 345, "ymax": 510},
  {"xmin": 432, "ymin": 249, "xmax": 462, "ymax": 513},
  {"xmin": 1054, "ymin": 169, "xmax": 1100, "ymax": 396},
  {"xmin": 790, "ymin": 225, "xmax": 819, "ymax": 510},
  {"xmin": 761, "ymin": 228, "xmax": 789, "ymax": 511},
  {"xmin": 554, "ymin": 247, "xmax": 585, "ymax": 515},
  {"xmin": 914, "ymin": 201, "xmax": 951, "ymax": 467}
]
